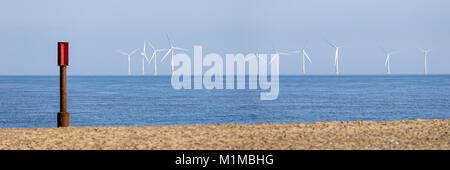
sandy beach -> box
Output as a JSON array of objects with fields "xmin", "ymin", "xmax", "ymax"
[{"xmin": 0, "ymin": 119, "xmax": 448, "ymax": 150}]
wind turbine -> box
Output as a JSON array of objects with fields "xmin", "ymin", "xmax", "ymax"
[
  {"xmin": 147, "ymin": 41, "xmax": 168, "ymax": 75},
  {"xmin": 381, "ymin": 47, "xmax": 398, "ymax": 75},
  {"xmin": 419, "ymin": 48, "xmax": 431, "ymax": 75},
  {"xmin": 326, "ymin": 40, "xmax": 342, "ymax": 75},
  {"xmin": 140, "ymin": 41, "xmax": 150, "ymax": 75},
  {"xmin": 269, "ymin": 45, "xmax": 290, "ymax": 74},
  {"xmin": 161, "ymin": 34, "xmax": 188, "ymax": 75},
  {"xmin": 118, "ymin": 49, "xmax": 138, "ymax": 75},
  {"xmin": 290, "ymin": 48, "xmax": 312, "ymax": 75},
  {"xmin": 247, "ymin": 49, "xmax": 267, "ymax": 75},
  {"xmin": 270, "ymin": 45, "xmax": 290, "ymax": 63}
]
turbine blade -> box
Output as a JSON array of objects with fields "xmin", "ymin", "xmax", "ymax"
[
  {"xmin": 421, "ymin": 48, "xmax": 432, "ymax": 53},
  {"xmin": 304, "ymin": 51, "xmax": 312, "ymax": 64},
  {"xmin": 129, "ymin": 49, "xmax": 138, "ymax": 56},
  {"xmin": 160, "ymin": 49, "xmax": 171, "ymax": 62},
  {"xmin": 143, "ymin": 41, "xmax": 146, "ymax": 53},
  {"xmin": 385, "ymin": 56, "xmax": 389, "ymax": 67},
  {"xmin": 390, "ymin": 50, "xmax": 399, "ymax": 55},
  {"xmin": 325, "ymin": 39, "xmax": 337, "ymax": 48},
  {"xmin": 149, "ymin": 53, "xmax": 156, "ymax": 63},
  {"xmin": 173, "ymin": 47, "xmax": 188, "ymax": 51},
  {"xmin": 165, "ymin": 33, "xmax": 172, "ymax": 46},
  {"xmin": 118, "ymin": 50, "xmax": 128, "ymax": 55},
  {"xmin": 156, "ymin": 49, "xmax": 168, "ymax": 52},
  {"xmin": 147, "ymin": 41, "xmax": 155, "ymax": 50}
]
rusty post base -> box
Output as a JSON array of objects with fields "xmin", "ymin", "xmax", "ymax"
[{"xmin": 57, "ymin": 112, "xmax": 70, "ymax": 127}]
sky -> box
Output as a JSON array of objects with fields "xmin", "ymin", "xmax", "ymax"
[{"xmin": 0, "ymin": 0, "xmax": 449, "ymax": 75}]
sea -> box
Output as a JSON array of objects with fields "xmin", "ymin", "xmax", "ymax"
[{"xmin": 0, "ymin": 75, "xmax": 449, "ymax": 128}]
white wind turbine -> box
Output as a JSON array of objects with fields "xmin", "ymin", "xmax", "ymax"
[
  {"xmin": 247, "ymin": 49, "xmax": 267, "ymax": 75},
  {"xmin": 326, "ymin": 40, "xmax": 343, "ymax": 75},
  {"xmin": 270, "ymin": 45, "xmax": 290, "ymax": 74},
  {"xmin": 118, "ymin": 49, "xmax": 138, "ymax": 75},
  {"xmin": 381, "ymin": 47, "xmax": 399, "ymax": 75},
  {"xmin": 270, "ymin": 45, "xmax": 290, "ymax": 63},
  {"xmin": 290, "ymin": 48, "xmax": 312, "ymax": 75},
  {"xmin": 161, "ymin": 34, "xmax": 188, "ymax": 75},
  {"xmin": 140, "ymin": 41, "xmax": 151, "ymax": 75},
  {"xmin": 419, "ymin": 48, "xmax": 431, "ymax": 75},
  {"xmin": 147, "ymin": 41, "xmax": 168, "ymax": 76}
]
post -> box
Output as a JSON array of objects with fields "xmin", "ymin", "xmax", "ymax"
[{"xmin": 57, "ymin": 42, "xmax": 69, "ymax": 127}]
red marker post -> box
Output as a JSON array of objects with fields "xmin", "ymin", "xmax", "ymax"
[{"xmin": 57, "ymin": 42, "xmax": 69, "ymax": 127}]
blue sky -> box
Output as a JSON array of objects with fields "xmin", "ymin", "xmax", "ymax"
[{"xmin": 0, "ymin": 0, "xmax": 449, "ymax": 75}]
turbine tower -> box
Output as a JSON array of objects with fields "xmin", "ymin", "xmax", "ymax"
[
  {"xmin": 326, "ymin": 40, "xmax": 342, "ymax": 75},
  {"xmin": 147, "ymin": 41, "xmax": 168, "ymax": 76},
  {"xmin": 140, "ymin": 42, "xmax": 150, "ymax": 75},
  {"xmin": 161, "ymin": 34, "xmax": 188, "ymax": 75},
  {"xmin": 118, "ymin": 49, "xmax": 138, "ymax": 75},
  {"xmin": 290, "ymin": 49, "xmax": 312, "ymax": 75},
  {"xmin": 419, "ymin": 48, "xmax": 431, "ymax": 75}
]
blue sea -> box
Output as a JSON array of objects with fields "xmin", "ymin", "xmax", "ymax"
[{"xmin": 0, "ymin": 75, "xmax": 449, "ymax": 128}]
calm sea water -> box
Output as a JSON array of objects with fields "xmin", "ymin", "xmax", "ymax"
[{"xmin": 0, "ymin": 75, "xmax": 449, "ymax": 128}]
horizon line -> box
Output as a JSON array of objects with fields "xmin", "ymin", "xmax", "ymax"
[{"xmin": 1, "ymin": 74, "xmax": 449, "ymax": 76}]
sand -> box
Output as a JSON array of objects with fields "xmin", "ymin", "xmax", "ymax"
[{"xmin": 0, "ymin": 119, "xmax": 448, "ymax": 150}]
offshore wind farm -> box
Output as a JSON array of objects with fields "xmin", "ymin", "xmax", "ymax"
[{"xmin": 118, "ymin": 39, "xmax": 436, "ymax": 76}]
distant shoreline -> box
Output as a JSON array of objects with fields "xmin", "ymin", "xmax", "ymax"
[{"xmin": 1, "ymin": 119, "xmax": 448, "ymax": 150}]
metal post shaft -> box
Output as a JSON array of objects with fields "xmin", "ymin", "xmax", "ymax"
[{"xmin": 57, "ymin": 66, "xmax": 69, "ymax": 127}]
